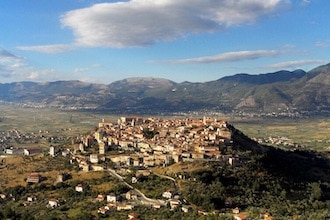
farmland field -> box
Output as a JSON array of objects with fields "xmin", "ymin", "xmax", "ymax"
[
  {"xmin": 0, "ymin": 104, "xmax": 329, "ymax": 151},
  {"xmin": 230, "ymin": 116, "xmax": 330, "ymax": 151},
  {"xmin": 0, "ymin": 104, "xmax": 117, "ymax": 136}
]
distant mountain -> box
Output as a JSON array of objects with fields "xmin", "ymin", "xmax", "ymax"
[
  {"xmin": 220, "ymin": 69, "xmax": 306, "ymax": 84},
  {"xmin": 0, "ymin": 63, "xmax": 329, "ymax": 115},
  {"xmin": 0, "ymin": 80, "xmax": 112, "ymax": 109}
]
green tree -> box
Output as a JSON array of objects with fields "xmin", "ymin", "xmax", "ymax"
[
  {"xmin": 3, "ymin": 207, "xmax": 16, "ymax": 219},
  {"xmin": 280, "ymin": 189, "xmax": 287, "ymax": 199},
  {"xmin": 310, "ymin": 182, "xmax": 322, "ymax": 200},
  {"xmin": 143, "ymin": 128, "xmax": 158, "ymax": 139}
]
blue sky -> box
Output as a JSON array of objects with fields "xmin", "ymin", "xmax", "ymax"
[{"xmin": 0, "ymin": 0, "xmax": 329, "ymax": 83}]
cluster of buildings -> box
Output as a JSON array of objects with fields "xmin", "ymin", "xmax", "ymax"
[
  {"xmin": 0, "ymin": 128, "xmax": 69, "ymax": 156},
  {"xmin": 82, "ymin": 116, "xmax": 233, "ymax": 168},
  {"xmin": 58, "ymin": 116, "xmax": 238, "ymax": 216}
]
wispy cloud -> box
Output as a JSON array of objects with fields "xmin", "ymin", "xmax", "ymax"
[
  {"xmin": 0, "ymin": 48, "xmax": 25, "ymax": 78},
  {"xmin": 315, "ymin": 40, "xmax": 330, "ymax": 48},
  {"xmin": 0, "ymin": 48, "xmax": 59, "ymax": 81},
  {"xmin": 61, "ymin": 0, "xmax": 287, "ymax": 48},
  {"xmin": 164, "ymin": 50, "xmax": 282, "ymax": 64},
  {"xmin": 0, "ymin": 48, "xmax": 24, "ymax": 63},
  {"xmin": 17, "ymin": 44, "xmax": 74, "ymax": 54},
  {"xmin": 74, "ymin": 67, "xmax": 88, "ymax": 73},
  {"xmin": 27, "ymin": 69, "xmax": 56, "ymax": 80},
  {"xmin": 300, "ymin": 0, "xmax": 311, "ymax": 7},
  {"xmin": 264, "ymin": 60, "xmax": 325, "ymax": 69}
]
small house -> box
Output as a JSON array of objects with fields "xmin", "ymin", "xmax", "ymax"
[
  {"xmin": 107, "ymin": 193, "xmax": 117, "ymax": 203},
  {"xmin": 97, "ymin": 194, "xmax": 105, "ymax": 202},
  {"xmin": 24, "ymin": 147, "xmax": 42, "ymax": 156},
  {"xmin": 117, "ymin": 203, "xmax": 134, "ymax": 211},
  {"xmin": 27, "ymin": 173, "xmax": 42, "ymax": 183},
  {"xmin": 128, "ymin": 212, "xmax": 140, "ymax": 220},
  {"xmin": 48, "ymin": 199, "xmax": 59, "ymax": 208},
  {"xmin": 232, "ymin": 207, "xmax": 240, "ymax": 214},
  {"xmin": 169, "ymin": 199, "xmax": 181, "ymax": 209},
  {"xmin": 162, "ymin": 191, "xmax": 172, "ymax": 199},
  {"xmin": 75, "ymin": 184, "xmax": 85, "ymax": 192},
  {"xmin": 27, "ymin": 195, "xmax": 37, "ymax": 202},
  {"xmin": 234, "ymin": 214, "xmax": 247, "ymax": 220}
]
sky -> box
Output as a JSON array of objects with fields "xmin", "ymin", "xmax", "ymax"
[{"xmin": 0, "ymin": 0, "xmax": 329, "ymax": 84}]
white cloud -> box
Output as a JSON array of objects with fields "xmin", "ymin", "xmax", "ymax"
[
  {"xmin": 74, "ymin": 67, "xmax": 88, "ymax": 73},
  {"xmin": 0, "ymin": 48, "xmax": 24, "ymax": 64},
  {"xmin": 27, "ymin": 69, "xmax": 56, "ymax": 80},
  {"xmin": 61, "ymin": 0, "xmax": 287, "ymax": 47},
  {"xmin": 265, "ymin": 60, "xmax": 325, "ymax": 69},
  {"xmin": 17, "ymin": 44, "xmax": 74, "ymax": 54},
  {"xmin": 165, "ymin": 50, "xmax": 282, "ymax": 64},
  {"xmin": 300, "ymin": 0, "xmax": 311, "ymax": 7},
  {"xmin": 315, "ymin": 40, "xmax": 330, "ymax": 48},
  {"xmin": 0, "ymin": 48, "xmax": 59, "ymax": 81},
  {"xmin": 0, "ymin": 48, "xmax": 25, "ymax": 78}
]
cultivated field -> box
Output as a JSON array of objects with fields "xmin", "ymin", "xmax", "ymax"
[
  {"xmin": 0, "ymin": 104, "xmax": 117, "ymax": 136},
  {"xmin": 0, "ymin": 104, "xmax": 329, "ymax": 151},
  {"xmin": 230, "ymin": 117, "xmax": 330, "ymax": 151}
]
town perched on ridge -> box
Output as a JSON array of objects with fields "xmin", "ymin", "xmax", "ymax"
[
  {"xmin": 93, "ymin": 116, "xmax": 231, "ymax": 166},
  {"xmin": 2, "ymin": 1, "xmax": 330, "ymax": 219},
  {"xmin": 1, "ymin": 116, "xmax": 245, "ymax": 218},
  {"xmin": 1, "ymin": 112, "xmax": 329, "ymax": 219}
]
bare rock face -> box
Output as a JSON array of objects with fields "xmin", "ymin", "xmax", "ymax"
[{"xmin": 235, "ymin": 96, "xmax": 258, "ymax": 109}]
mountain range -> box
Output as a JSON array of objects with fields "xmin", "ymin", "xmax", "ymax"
[{"xmin": 0, "ymin": 63, "xmax": 329, "ymax": 115}]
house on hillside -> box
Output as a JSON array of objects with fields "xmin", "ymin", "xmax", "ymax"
[
  {"xmin": 181, "ymin": 205, "xmax": 191, "ymax": 213},
  {"xmin": 162, "ymin": 191, "xmax": 172, "ymax": 199},
  {"xmin": 169, "ymin": 199, "xmax": 181, "ymax": 209},
  {"xmin": 96, "ymin": 194, "xmax": 105, "ymax": 202},
  {"xmin": 126, "ymin": 190, "xmax": 139, "ymax": 200},
  {"xmin": 128, "ymin": 212, "xmax": 140, "ymax": 220},
  {"xmin": 90, "ymin": 154, "xmax": 99, "ymax": 163},
  {"xmin": 117, "ymin": 203, "xmax": 134, "ymax": 211},
  {"xmin": 49, "ymin": 146, "xmax": 60, "ymax": 157},
  {"xmin": 98, "ymin": 206, "xmax": 108, "ymax": 215},
  {"xmin": 234, "ymin": 214, "xmax": 247, "ymax": 220},
  {"xmin": 232, "ymin": 207, "xmax": 240, "ymax": 214},
  {"xmin": 75, "ymin": 184, "xmax": 85, "ymax": 192},
  {"xmin": 107, "ymin": 193, "xmax": 117, "ymax": 203},
  {"xmin": 5, "ymin": 147, "xmax": 23, "ymax": 155},
  {"xmin": 24, "ymin": 147, "xmax": 42, "ymax": 156},
  {"xmin": 47, "ymin": 199, "xmax": 59, "ymax": 208},
  {"xmin": 26, "ymin": 173, "xmax": 42, "ymax": 183},
  {"xmin": 27, "ymin": 195, "xmax": 37, "ymax": 202}
]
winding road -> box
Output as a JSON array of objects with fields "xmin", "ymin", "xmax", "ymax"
[{"xmin": 107, "ymin": 168, "xmax": 165, "ymax": 206}]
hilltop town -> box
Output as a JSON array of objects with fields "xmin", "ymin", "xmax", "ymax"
[
  {"xmin": 61, "ymin": 116, "xmax": 242, "ymax": 217},
  {"xmin": 1, "ymin": 115, "xmax": 329, "ymax": 219},
  {"xmin": 0, "ymin": 116, "xmax": 250, "ymax": 219},
  {"xmin": 88, "ymin": 116, "xmax": 232, "ymax": 167}
]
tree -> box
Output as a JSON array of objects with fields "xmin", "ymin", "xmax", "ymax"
[
  {"xmin": 310, "ymin": 182, "xmax": 322, "ymax": 200},
  {"xmin": 3, "ymin": 207, "xmax": 15, "ymax": 219},
  {"xmin": 75, "ymin": 211, "xmax": 94, "ymax": 220},
  {"xmin": 143, "ymin": 128, "xmax": 158, "ymax": 139},
  {"xmin": 280, "ymin": 189, "xmax": 287, "ymax": 200}
]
